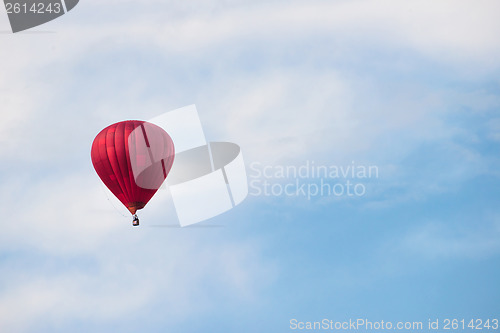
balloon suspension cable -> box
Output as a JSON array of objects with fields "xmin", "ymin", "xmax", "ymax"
[
  {"xmin": 99, "ymin": 184, "xmax": 128, "ymax": 218},
  {"xmin": 132, "ymin": 214, "xmax": 140, "ymax": 227}
]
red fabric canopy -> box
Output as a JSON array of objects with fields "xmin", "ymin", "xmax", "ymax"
[{"xmin": 91, "ymin": 120, "xmax": 175, "ymax": 215}]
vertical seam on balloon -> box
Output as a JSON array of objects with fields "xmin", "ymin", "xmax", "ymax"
[
  {"xmin": 108, "ymin": 125, "xmax": 129, "ymax": 205},
  {"xmin": 99, "ymin": 130, "xmax": 119, "ymax": 195},
  {"xmin": 99, "ymin": 128, "xmax": 126, "ymax": 205},
  {"xmin": 140, "ymin": 123, "xmax": 160, "ymax": 195},
  {"xmin": 125, "ymin": 121, "xmax": 138, "ymax": 205},
  {"xmin": 141, "ymin": 124, "xmax": 155, "ymax": 162},
  {"xmin": 117, "ymin": 121, "xmax": 132, "ymax": 201},
  {"xmin": 152, "ymin": 124, "xmax": 167, "ymax": 187},
  {"xmin": 136, "ymin": 122, "xmax": 152, "ymax": 205},
  {"xmin": 161, "ymin": 159, "xmax": 167, "ymax": 178},
  {"xmin": 140, "ymin": 124, "xmax": 150, "ymax": 147}
]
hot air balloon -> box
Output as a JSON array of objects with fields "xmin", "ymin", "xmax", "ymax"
[{"xmin": 91, "ymin": 120, "xmax": 175, "ymax": 226}]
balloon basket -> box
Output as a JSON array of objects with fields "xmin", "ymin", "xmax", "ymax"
[{"xmin": 132, "ymin": 214, "xmax": 140, "ymax": 227}]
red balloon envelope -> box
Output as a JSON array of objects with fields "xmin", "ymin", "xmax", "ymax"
[{"xmin": 91, "ymin": 120, "xmax": 175, "ymax": 218}]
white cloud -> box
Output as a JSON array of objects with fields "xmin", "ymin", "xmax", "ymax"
[
  {"xmin": 2, "ymin": 0, "xmax": 499, "ymax": 165},
  {"xmin": 120, "ymin": 0, "xmax": 500, "ymax": 68},
  {"xmin": 0, "ymin": 173, "xmax": 277, "ymax": 330}
]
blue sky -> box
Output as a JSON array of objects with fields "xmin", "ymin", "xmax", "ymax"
[{"xmin": 0, "ymin": 0, "xmax": 499, "ymax": 332}]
